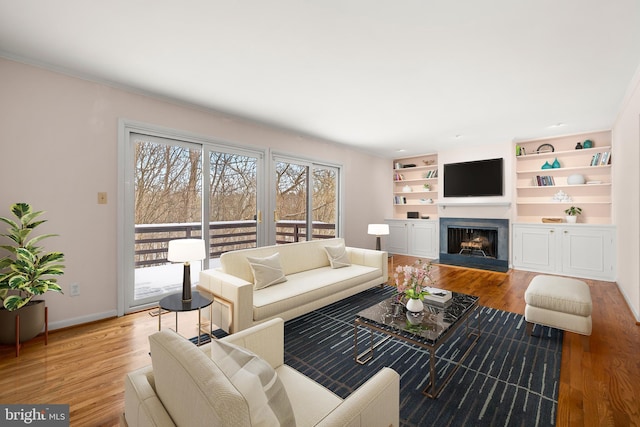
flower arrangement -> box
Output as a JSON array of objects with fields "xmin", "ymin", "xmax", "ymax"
[{"xmin": 394, "ymin": 259, "xmax": 435, "ymax": 301}]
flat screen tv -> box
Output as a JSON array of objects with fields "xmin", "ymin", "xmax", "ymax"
[{"xmin": 443, "ymin": 158, "xmax": 504, "ymax": 197}]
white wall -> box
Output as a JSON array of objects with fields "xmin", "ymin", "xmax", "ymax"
[
  {"xmin": 612, "ymin": 66, "xmax": 640, "ymax": 321},
  {"xmin": 0, "ymin": 58, "xmax": 390, "ymax": 329}
]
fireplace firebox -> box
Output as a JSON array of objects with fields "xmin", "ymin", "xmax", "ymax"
[{"xmin": 439, "ymin": 218, "xmax": 509, "ymax": 272}]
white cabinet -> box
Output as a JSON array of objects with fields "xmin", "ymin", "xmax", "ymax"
[
  {"xmin": 387, "ymin": 221, "xmax": 409, "ymax": 254},
  {"xmin": 410, "ymin": 221, "xmax": 438, "ymax": 258},
  {"xmin": 560, "ymin": 226, "xmax": 615, "ymax": 279},
  {"xmin": 512, "ymin": 225, "xmax": 557, "ymax": 273},
  {"xmin": 385, "ymin": 219, "xmax": 438, "ymax": 259},
  {"xmin": 512, "ymin": 223, "xmax": 615, "ymax": 281}
]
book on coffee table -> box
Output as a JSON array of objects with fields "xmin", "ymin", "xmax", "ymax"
[{"xmin": 423, "ymin": 288, "xmax": 452, "ymax": 305}]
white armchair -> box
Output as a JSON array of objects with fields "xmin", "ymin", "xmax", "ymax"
[{"xmin": 123, "ymin": 318, "xmax": 400, "ymax": 427}]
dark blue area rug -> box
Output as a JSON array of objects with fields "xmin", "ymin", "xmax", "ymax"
[{"xmin": 284, "ymin": 287, "xmax": 563, "ymax": 427}]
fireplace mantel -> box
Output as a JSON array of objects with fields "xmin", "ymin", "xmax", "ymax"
[{"xmin": 439, "ymin": 202, "xmax": 511, "ymax": 208}]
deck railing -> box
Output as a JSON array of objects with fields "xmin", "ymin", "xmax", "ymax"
[{"xmin": 134, "ymin": 220, "xmax": 335, "ymax": 267}]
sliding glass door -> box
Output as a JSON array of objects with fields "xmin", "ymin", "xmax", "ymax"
[
  {"xmin": 121, "ymin": 125, "xmax": 264, "ymax": 313},
  {"xmin": 272, "ymin": 155, "xmax": 340, "ymax": 244},
  {"xmin": 131, "ymin": 134, "xmax": 203, "ymax": 308}
]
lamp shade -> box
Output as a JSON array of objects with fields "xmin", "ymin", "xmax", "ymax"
[
  {"xmin": 167, "ymin": 239, "xmax": 206, "ymax": 263},
  {"xmin": 367, "ymin": 224, "xmax": 389, "ymax": 236}
]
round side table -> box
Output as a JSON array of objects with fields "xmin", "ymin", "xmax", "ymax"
[{"xmin": 158, "ymin": 291, "xmax": 213, "ymax": 346}]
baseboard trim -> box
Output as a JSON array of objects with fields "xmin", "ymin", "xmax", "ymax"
[{"xmin": 49, "ymin": 310, "xmax": 118, "ymax": 331}]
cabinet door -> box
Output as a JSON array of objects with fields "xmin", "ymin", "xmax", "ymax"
[
  {"xmin": 387, "ymin": 222, "xmax": 408, "ymax": 255},
  {"xmin": 512, "ymin": 225, "xmax": 556, "ymax": 273},
  {"xmin": 409, "ymin": 221, "xmax": 438, "ymax": 259},
  {"xmin": 561, "ymin": 227, "xmax": 615, "ymax": 280}
]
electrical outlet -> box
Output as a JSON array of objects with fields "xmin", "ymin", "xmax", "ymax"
[{"xmin": 70, "ymin": 283, "xmax": 80, "ymax": 297}]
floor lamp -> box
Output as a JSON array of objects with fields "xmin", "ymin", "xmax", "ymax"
[
  {"xmin": 167, "ymin": 239, "xmax": 206, "ymax": 302},
  {"xmin": 368, "ymin": 224, "xmax": 389, "ymax": 251}
]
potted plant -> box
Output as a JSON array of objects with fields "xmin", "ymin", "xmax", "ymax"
[
  {"xmin": 564, "ymin": 206, "xmax": 582, "ymax": 223},
  {"xmin": 0, "ymin": 203, "xmax": 65, "ymax": 345},
  {"xmin": 394, "ymin": 259, "xmax": 434, "ymax": 313}
]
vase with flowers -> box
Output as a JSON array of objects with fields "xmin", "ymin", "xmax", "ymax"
[{"xmin": 394, "ymin": 259, "xmax": 435, "ymax": 313}]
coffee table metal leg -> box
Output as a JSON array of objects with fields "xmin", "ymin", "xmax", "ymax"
[
  {"xmin": 354, "ymin": 321, "xmax": 393, "ymax": 365},
  {"xmin": 422, "ymin": 306, "xmax": 481, "ymax": 398},
  {"xmin": 354, "ymin": 321, "xmax": 374, "ymax": 364}
]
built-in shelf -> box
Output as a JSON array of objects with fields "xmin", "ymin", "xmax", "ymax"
[
  {"xmin": 394, "ymin": 191, "xmax": 437, "ymax": 195},
  {"xmin": 515, "ymin": 145, "xmax": 611, "ymax": 160},
  {"xmin": 394, "ymin": 178, "xmax": 437, "ymax": 183},
  {"xmin": 514, "ymin": 130, "xmax": 613, "ymax": 224},
  {"xmin": 517, "ymin": 165, "xmax": 611, "ymax": 174},
  {"xmin": 393, "ymin": 153, "xmax": 438, "ymax": 219},
  {"xmin": 393, "ymin": 165, "xmax": 437, "ymax": 172},
  {"xmin": 516, "ymin": 183, "xmax": 611, "ymax": 189},
  {"xmin": 516, "ymin": 201, "xmax": 611, "ymax": 205}
]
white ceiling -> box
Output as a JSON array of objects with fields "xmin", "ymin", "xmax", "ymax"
[{"xmin": 1, "ymin": 0, "xmax": 639, "ymax": 157}]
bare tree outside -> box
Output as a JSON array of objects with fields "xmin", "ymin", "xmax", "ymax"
[
  {"xmin": 135, "ymin": 141, "xmax": 202, "ymax": 225},
  {"xmin": 208, "ymin": 151, "xmax": 258, "ymax": 255},
  {"xmin": 312, "ymin": 166, "xmax": 337, "ymax": 238},
  {"xmin": 209, "ymin": 152, "xmax": 257, "ymax": 222}
]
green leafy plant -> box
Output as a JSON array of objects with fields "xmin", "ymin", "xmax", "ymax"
[
  {"xmin": 0, "ymin": 203, "xmax": 65, "ymax": 311},
  {"xmin": 564, "ymin": 206, "xmax": 582, "ymax": 216}
]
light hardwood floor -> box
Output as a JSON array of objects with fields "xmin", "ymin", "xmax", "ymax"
[{"xmin": 1, "ymin": 258, "xmax": 639, "ymax": 426}]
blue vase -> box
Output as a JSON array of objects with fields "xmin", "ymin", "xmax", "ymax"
[
  {"xmin": 552, "ymin": 158, "xmax": 561, "ymax": 168},
  {"xmin": 583, "ymin": 140, "xmax": 593, "ymax": 148},
  {"xmin": 541, "ymin": 161, "xmax": 552, "ymax": 169}
]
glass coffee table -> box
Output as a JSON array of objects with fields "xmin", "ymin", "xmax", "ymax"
[{"xmin": 354, "ymin": 292, "xmax": 480, "ymax": 398}]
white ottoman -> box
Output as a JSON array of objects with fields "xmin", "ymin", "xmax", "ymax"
[{"xmin": 524, "ymin": 275, "xmax": 592, "ymax": 351}]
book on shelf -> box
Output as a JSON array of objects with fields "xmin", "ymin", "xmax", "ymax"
[
  {"xmin": 534, "ymin": 175, "xmax": 555, "ymax": 186},
  {"xmin": 394, "ymin": 173, "xmax": 405, "ymax": 181},
  {"xmin": 591, "ymin": 151, "xmax": 611, "ymax": 166},
  {"xmin": 394, "ymin": 196, "xmax": 407, "ymax": 205},
  {"xmin": 424, "ymin": 169, "xmax": 438, "ymax": 179}
]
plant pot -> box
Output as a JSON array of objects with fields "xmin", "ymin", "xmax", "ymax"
[
  {"xmin": 0, "ymin": 300, "xmax": 46, "ymax": 345},
  {"xmin": 406, "ymin": 298, "xmax": 424, "ymax": 313},
  {"xmin": 565, "ymin": 216, "xmax": 578, "ymax": 224}
]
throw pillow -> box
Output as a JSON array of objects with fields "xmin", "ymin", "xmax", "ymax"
[
  {"xmin": 210, "ymin": 339, "xmax": 296, "ymax": 427},
  {"xmin": 247, "ymin": 253, "xmax": 287, "ymax": 290},
  {"xmin": 323, "ymin": 243, "xmax": 351, "ymax": 269}
]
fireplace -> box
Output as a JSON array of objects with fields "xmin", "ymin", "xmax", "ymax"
[{"xmin": 439, "ymin": 217, "xmax": 509, "ymax": 272}]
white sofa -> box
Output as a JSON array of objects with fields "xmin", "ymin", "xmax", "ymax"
[
  {"xmin": 197, "ymin": 238, "xmax": 388, "ymax": 333},
  {"xmin": 123, "ymin": 318, "xmax": 400, "ymax": 427}
]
